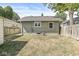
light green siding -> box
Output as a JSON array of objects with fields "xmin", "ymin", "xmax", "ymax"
[
  {"xmin": 41, "ymin": 21, "xmax": 59, "ymax": 33},
  {"xmin": 22, "ymin": 21, "xmax": 60, "ymax": 33},
  {"xmin": 22, "ymin": 22, "xmax": 33, "ymax": 33}
]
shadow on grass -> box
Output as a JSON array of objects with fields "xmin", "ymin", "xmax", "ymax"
[{"xmin": 0, "ymin": 41, "xmax": 27, "ymax": 56}]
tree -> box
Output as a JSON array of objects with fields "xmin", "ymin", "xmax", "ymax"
[
  {"xmin": 44, "ymin": 3, "xmax": 79, "ymax": 25},
  {"xmin": 0, "ymin": 6, "xmax": 20, "ymax": 21},
  {"xmin": 55, "ymin": 12, "xmax": 67, "ymax": 21},
  {"xmin": 0, "ymin": 6, "xmax": 5, "ymax": 17},
  {"xmin": 4, "ymin": 6, "xmax": 13, "ymax": 20},
  {"xmin": 12, "ymin": 12, "xmax": 20, "ymax": 22}
]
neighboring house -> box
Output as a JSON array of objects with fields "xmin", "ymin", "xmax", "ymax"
[
  {"xmin": 18, "ymin": 16, "xmax": 62, "ymax": 34},
  {"xmin": 61, "ymin": 17, "xmax": 79, "ymax": 26}
]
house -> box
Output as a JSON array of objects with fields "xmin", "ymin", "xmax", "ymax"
[
  {"xmin": 61, "ymin": 17, "xmax": 79, "ymax": 26},
  {"xmin": 18, "ymin": 16, "xmax": 62, "ymax": 34}
]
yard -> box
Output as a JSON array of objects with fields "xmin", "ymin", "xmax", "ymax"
[{"xmin": 0, "ymin": 33, "xmax": 79, "ymax": 56}]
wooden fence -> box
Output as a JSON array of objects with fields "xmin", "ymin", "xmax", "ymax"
[
  {"xmin": 4, "ymin": 19, "xmax": 22, "ymax": 35},
  {"xmin": 4, "ymin": 26, "xmax": 21, "ymax": 35},
  {"xmin": 0, "ymin": 17, "xmax": 22, "ymax": 45},
  {"xmin": 61, "ymin": 24, "xmax": 79, "ymax": 40}
]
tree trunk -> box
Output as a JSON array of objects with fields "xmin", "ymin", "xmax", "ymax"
[
  {"xmin": 68, "ymin": 10, "xmax": 74, "ymax": 35},
  {"xmin": 69, "ymin": 10, "xmax": 74, "ymax": 25}
]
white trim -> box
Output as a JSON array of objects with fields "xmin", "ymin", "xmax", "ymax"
[
  {"xmin": 34, "ymin": 21, "xmax": 41, "ymax": 27},
  {"xmin": 48, "ymin": 22, "xmax": 54, "ymax": 29}
]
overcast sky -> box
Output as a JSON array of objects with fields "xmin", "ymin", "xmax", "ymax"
[{"xmin": 0, "ymin": 3, "xmax": 56, "ymax": 18}]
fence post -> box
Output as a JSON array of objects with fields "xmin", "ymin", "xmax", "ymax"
[{"xmin": 0, "ymin": 18, "xmax": 4, "ymax": 45}]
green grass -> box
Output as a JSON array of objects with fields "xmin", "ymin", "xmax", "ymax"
[{"xmin": 0, "ymin": 33, "xmax": 79, "ymax": 56}]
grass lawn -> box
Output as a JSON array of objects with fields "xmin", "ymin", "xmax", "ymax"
[{"xmin": 0, "ymin": 33, "xmax": 79, "ymax": 56}]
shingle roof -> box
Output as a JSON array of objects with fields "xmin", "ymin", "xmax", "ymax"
[{"xmin": 18, "ymin": 16, "xmax": 62, "ymax": 22}]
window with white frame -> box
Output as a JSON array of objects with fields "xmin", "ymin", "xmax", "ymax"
[
  {"xmin": 34, "ymin": 22, "xmax": 41, "ymax": 27},
  {"xmin": 49, "ymin": 22, "xmax": 54, "ymax": 28}
]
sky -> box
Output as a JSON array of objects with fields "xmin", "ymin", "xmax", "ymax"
[{"xmin": 0, "ymin": 3, "xmax": 55, "ymax": 18}]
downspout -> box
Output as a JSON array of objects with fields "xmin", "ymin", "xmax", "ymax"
[
  {"xmin": 20, "ymin": 21, "xmax": 23, "ymax": 35},
  {"xmin": 59, "ymin": 21, "xmax": 62, "ymax": 35}
]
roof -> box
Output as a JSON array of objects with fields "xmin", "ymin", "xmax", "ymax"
[{"xmin": 18, "ymin": 16, "xmax": 62, "ymax": 22}]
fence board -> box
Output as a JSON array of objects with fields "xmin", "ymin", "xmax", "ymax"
[
  {"xmin": 0, "ymin": 18, "xmax": 4, "ymax": 45},
  {"xmin": 61, "ymin": 24, "xmax": 79, "ymax": 40},
  {"xmin": 4, "ymin": 18, "xmax": 22, "ymax": 35}
]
